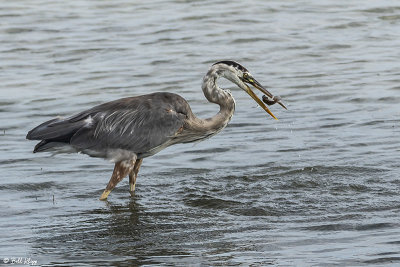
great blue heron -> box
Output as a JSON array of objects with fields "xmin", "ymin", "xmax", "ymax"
[{"xmin": 26, "ymin": 61, "xmax": 286, "ymax": 200}]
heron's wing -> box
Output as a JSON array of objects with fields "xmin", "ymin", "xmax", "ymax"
[
  {"xmin": 27, "ymin": 118, "xmax": 86, "ymax": 141},
  {"xmin": 69, "ymin": 93, "xmax": 188, "ymax": 154}
]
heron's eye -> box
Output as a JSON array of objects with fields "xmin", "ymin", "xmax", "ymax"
[{"xmin": 243, "ymin": 73, "xmax": 254, "ymax": 83}]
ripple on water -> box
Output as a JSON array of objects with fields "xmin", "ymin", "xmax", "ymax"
[
  {"xmin": 183, "ymin": 194, "xmax": 241, "ymax": 209},
  {"xmin": 0, "ymin": 181, "xmax": 68, "ymax": 192}
]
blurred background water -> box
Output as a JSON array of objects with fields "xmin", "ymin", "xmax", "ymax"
[{"xmin": 1, "ymin": 0, "xmax": 400, "ymax": 266}]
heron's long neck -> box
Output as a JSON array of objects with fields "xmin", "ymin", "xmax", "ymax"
[{"xmin": 197, "ymin": 68, "xmax": 235, "ymax": 132}]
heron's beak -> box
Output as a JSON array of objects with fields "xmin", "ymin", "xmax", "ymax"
[
  {"xmin": 244, "ymin": 84, "xmax": 278, "ymax": 120},
  {"xmin": 243, "ymin": 77, "xmax": 285, "ymax": 120}
]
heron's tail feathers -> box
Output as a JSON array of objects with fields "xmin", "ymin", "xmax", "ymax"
[
  {"xmin": 27, "ymin": 117, "xmax": 86, "ymax": 153},
  {"xmin": 33, "ymin": 140, "xmax": 60, "ymax": 153}
]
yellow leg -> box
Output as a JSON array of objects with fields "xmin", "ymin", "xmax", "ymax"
[
  {"xmin": 129, "ymin": 158, "xmax": 143, "ymax": 196},
  {"xmin": 99, "ymin": 189, "xmax": 111, "ymax": 200},
  {"xmin": 99, "ymin": 160, "xmax": 135, "ymax": 200}
]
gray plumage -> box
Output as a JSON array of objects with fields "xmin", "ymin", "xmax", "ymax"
[
  {"xmin": 26, "ymin": 61, "xmax": 286, "ymax": 200},
  {"xmin": 27, "ymin": 93, "xmax": 192, "ymax": 159}
]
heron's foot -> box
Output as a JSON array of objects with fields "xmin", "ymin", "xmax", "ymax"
[
  {"xmin": 99, "ymin": 190, "xmax": 111, "ymax": 200},
  {"xmin": 129, "ymin": 183, "xmax": 136, "ymax": 197}
]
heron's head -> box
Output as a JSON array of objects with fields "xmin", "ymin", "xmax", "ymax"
[{"xmin": 212, "ymin": 60, "xmax": 286, "ymax": 120}]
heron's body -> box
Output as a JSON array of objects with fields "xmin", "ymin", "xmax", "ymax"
[{"xmin": 27, "ymin": 61, "xmax": 285, "ymax": 200}]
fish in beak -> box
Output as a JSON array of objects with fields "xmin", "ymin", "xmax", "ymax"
[{"xmin": 241, "ymin": 73, "xmax": 287, "ymax": 120}]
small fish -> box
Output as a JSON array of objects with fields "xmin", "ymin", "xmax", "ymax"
[{"xmin": 262, "ymin": 95, "xmax": 287, "ymax": 110}]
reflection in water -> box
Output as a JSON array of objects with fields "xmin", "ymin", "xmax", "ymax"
[
  {"xmin": 27, "ymin": 165, "xmax": 400, "ymax": 265},
  {"xmin": 32, "ymin": 197, "xmax": 247, "ymax": 266},
  {"xmin": 32, "ymin": 199, "xmax": 174, "ymax": 265}
]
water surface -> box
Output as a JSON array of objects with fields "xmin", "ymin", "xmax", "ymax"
[{"xmin": 1, "ymin": 0, "xmax": 400, "ymax": 266}]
